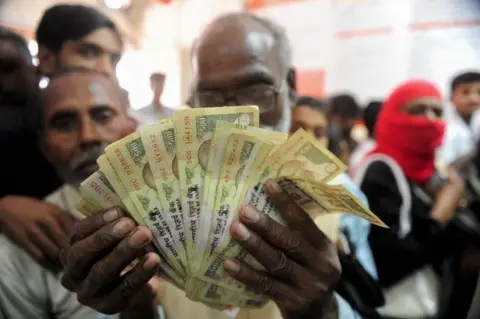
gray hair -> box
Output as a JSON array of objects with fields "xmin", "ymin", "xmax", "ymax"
[{"xmin": 194, "ymin": 12, "xmax": 293, "ymax": 74}]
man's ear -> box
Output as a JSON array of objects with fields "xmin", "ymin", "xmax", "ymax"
[
  {"xmin": 37, "ymin": 45, "xmax": 56, "ymax": 76},
  {"xmin": 287, "ymin": 68, "xmax": 297, "ymax": 103}
]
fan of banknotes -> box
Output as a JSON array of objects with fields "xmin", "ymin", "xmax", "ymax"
[{"xmin": 76, "ymin": 105, "xmax": 386, "ymax": 309}]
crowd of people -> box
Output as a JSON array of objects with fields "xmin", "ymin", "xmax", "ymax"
[{"xmin": 1, "ymin": 3, "xmax": 480, "ymax": 319}]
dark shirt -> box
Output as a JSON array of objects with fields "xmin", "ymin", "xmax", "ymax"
[
  {"xmin": 0, "ymin": 131, "xmax": 61, "ymax": 199},
  {"xmin": 358, "ymin": 159, "xmax": 450, "ymax": 287}
]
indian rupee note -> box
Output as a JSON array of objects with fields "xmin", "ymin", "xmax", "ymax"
[
  {"xmin": 79, "ymin": 170, "xmax": 125, "ymax": 210},
  {"xmin": 197, "ymin": 122, "xmax": 286, "ymax": 272},
  {"xmin": 97, "ymin": 155, "xmax": 144, "ymax": 226},
  {"xmin": 140, "ymin": 121, "xmax": 188, "ymax": 269},
  {"xmin": 173, "ymin": 106, "xmax": 259, "ymax": 266},
  {"xmin": 277, "ymin": 177, "xmax": 387, "ymax": 228},
  {"xmin": 186, "ymin": 277, "xmax": 267, "ymax": 308},
  {"xmin": 105, "ymin": 133, "xmax": 186, "ymax": 276}
]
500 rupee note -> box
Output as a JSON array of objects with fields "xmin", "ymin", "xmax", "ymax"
[
  {"xmin": 277, "ymin": 177, "xmax": 387, "ymax": 228},
  {"xmin": 197, "ymin": 123, "xmax": 287, "ymax": 272},
  {"xmin": 79, "ymin": 170, "xmax": 125, "ymax": 211},
  {"xmin": 140, "ymin": 120, "xmax": 188, "ymax": 268},
  {"xmin": 173, "ymin": 106, "xmax": 259, "ymax": 265},
  {"xmin": 96, "ymin": 155, "xmax": 144, "ymax": 226},
  {"xmin": 105, "ymin": 133, "xmax": 186, "ymax": 276}
]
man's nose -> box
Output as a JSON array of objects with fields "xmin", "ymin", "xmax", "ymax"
[
  {"xmin": 96, "ymin": 57, "xmax": 115, "ymax": 77},
  {"xmin": 79, "ymin": 119, "xmax": 102, "ymax": 146}
]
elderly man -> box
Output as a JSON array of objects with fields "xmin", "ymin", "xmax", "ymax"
[
  {"xmin": 0, "ymin": 68, "xmax": 165, "ymax": 319},
  {"xmin": 59, "ymin": 13, "xmax": 376, "ymax": 319}
]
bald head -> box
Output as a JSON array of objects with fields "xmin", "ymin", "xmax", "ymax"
[{"xmin": 190, "ymin": 13, "xmax": 295, "ymax": 133}]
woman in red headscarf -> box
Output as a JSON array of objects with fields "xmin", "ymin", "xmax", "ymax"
[{"xmin": 353, "ymin": 80, "xmax": 466, "ymax": 319}]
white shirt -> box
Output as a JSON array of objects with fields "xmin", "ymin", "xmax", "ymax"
[
  {"xmin": 439, "ymin": 104, "xmax": 479, "ymax": 165},
  {"xmin": 134, "ymin": 103, "xmax": 176, "ymax": 126}
]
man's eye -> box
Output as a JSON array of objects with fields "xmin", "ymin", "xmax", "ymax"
[
  {"xmin": 93, "ymin": 110, "xmax": 115, "ymax": 123},
  {"xmin": 78, "ymin": 46, "xmax": 101, "ymax": 59},
  {"xmin": 52, "ymin": 119, "xmax": 76, "ymax": 131}
]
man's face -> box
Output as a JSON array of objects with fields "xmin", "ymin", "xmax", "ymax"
[
  {"xmin": 290, "ymin": 106, "xmax": 328, "ymax": 147},
  {"xmin": 41, "ymin": 73, "xmax": 134, "ymax": 186},
  {"xmin": 190, "ymin": 21, "xmax": 294, "ymax": 133},
  {"xmin": 151, "ymin": 78, "xmax": 165, "ymax": 99},
  {"xmin": 329, "ymin": 115, "xmax": 357, "ymax": 140},
  {"xmin": 451, "ymin": 82, "xmax": 480, "ymax": 119},
  {"xmin": 0, "ymin": 39, "xmax": 36, "ymax": 107},
  {"xmin": 39, "ymin": 27, "xmax": 122, "ymax": 77}
]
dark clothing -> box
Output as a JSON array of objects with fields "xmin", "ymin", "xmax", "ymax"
[
  {"xmin": 358, "ymin": 159, "xmax": 449, "ymax": 287},
  {"xmin": 0, "ymin": 131, "xmax": 61, "ymax": 199}
]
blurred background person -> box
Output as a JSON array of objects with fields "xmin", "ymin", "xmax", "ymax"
[
  {"xmin": 135, "ymin": 72, "xmax": 175, "ymax": 125},
  {"xmin": 36, "ymin": 4, "xmax": 123, "ymax": 78},
  {"xmin": 0, "ymin": 26, "xmax": 74, "ymax": 272},
  {"xmin": 441, "ymin": 71, "xmax": 480, "ymax": 167},
  {"xmin": 349, "ymin": 100, "xmax": 382, "ymax": 170},
  {"xmin": 352, "ymin": 80, "xmax": 468, "ymax": 319},
  {"xmin": 290, "ymin": 96, "xmax": 328, "ymax": 145},
  {"xmin": 327, "ymin": 93, "xmax": 361, "ymax": 164}
]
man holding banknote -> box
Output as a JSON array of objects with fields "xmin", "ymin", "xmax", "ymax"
[
  {"xmin": 0, "ymin": 68, "xmax": 166, "ymax": 319},
  {"xmin": 58, "ymin": 13, "xmax": 377, "ymax": 319}
]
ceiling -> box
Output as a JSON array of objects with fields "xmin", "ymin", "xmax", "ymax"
[{"xmin": 0, "ymin": 0, "xmax": 155, "ymax": 45}]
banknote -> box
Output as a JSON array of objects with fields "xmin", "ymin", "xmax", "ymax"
[
  {"xmin": 105, "ymin": 133, "xmax": 186, "ymax": 275},
  {"xmin": 97, "ymin": 155, "xmax": 144, "ymax": 226},
  {"xmin": 197, "ymin": 123, "xmax": 287, "ymax": 272},
  {"xmin": 140, "ymin": 120, "xmax": 187, "ymax": 261},
  {"xmin": 186, "ymin": 276, "xmax": 267, "ymax": 308},
  {"xmin": 75, "ymin": 198, "xmax": 99, "ymax": 217},
  {"xmin": 277, "ymin": 177, "xmax": 388, "ymax": 228},
  {"xmin": 79, "ymin": 170, "xmax": 125, "ymax": 211},
  {"xmin": 173, "ymin": 106, "xmax": 259, "ymax": 265},
  {"xmin": 197, "ymin": 129, "xmax": 349, "ymax": 289}
]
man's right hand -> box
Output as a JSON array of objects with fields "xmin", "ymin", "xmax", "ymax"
[
  {"xmin": 0, "ymin": 195, "xmax": 76, "ymax": 271},
  {"xmin": 60, "ymin": 207, "xmax": 160, "ymax": 318}
]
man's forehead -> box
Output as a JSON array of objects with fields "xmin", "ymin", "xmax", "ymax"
[
  {"xmin": 44, "ymin": 73, "xmax": 117, "ymax": 104},
  {"xmin": 195, "ymin": 18, "xmax": 277, "ymax": 64}
]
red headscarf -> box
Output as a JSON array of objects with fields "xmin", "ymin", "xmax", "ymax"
[{"xmin": 371, "ymin": 80, "xmax": 445, "ymax": 184}]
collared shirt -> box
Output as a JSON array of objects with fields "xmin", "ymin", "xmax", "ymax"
[{"xmin": 0, "ymin": 182, "xmax": 374, "ymax": 319}]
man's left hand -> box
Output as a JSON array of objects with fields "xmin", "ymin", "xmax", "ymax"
[{"xmin": 224, "ymin": 180, "xmax": 341, "ymax": 319}]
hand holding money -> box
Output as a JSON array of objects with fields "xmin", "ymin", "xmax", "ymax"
[
  {"xmin": 60, "ymin": 208, "xmax": 160, "ymax": 316},
  {"xmin": 69, "ymin": 105, "xmax": 386, "ymax": 311},
  {"xmin": 224, "ymin": 180, "xmax": 340, "ymax": 319}
]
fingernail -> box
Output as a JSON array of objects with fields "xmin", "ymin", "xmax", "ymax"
[
  {"xmin": 129, "ymin": 229, "xmax": 150, "ymax": 248},
  {"xmin": 113, "ymin": 219, "xmax": 132, "ymax": 236},
  {"xmin": 104, "ymin": 208, "xmax": 119, "ymax": 222},
  {"xmin": 224, "ymin": 259, "xmax": 240, "ymax": 274},
  {"xmin": 144, "ymin": 254, "xmax": 161, "ymax": 270},
  {"xmin": 242, "ymin": 205, "xmax": 259, "ymax": 222},
  {"xmin": 266, "ymin": 180, "xmax": 282, "ymax": 193},
  {"xmin": 232, "ymin": 222, "xmax": 250, "ymax": 240}
]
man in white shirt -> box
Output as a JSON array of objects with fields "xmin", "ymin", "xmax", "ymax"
[
  {"xmin": 440, "ymin": 72, "xmax": 480, "ymax": 166},
  {"xmin": 135, "ymin": 72, "xmax": 176, "ymax": 125},
  {"xmin": 0, "ymin": 68, "xmax": 166, "ymax": 319}
]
